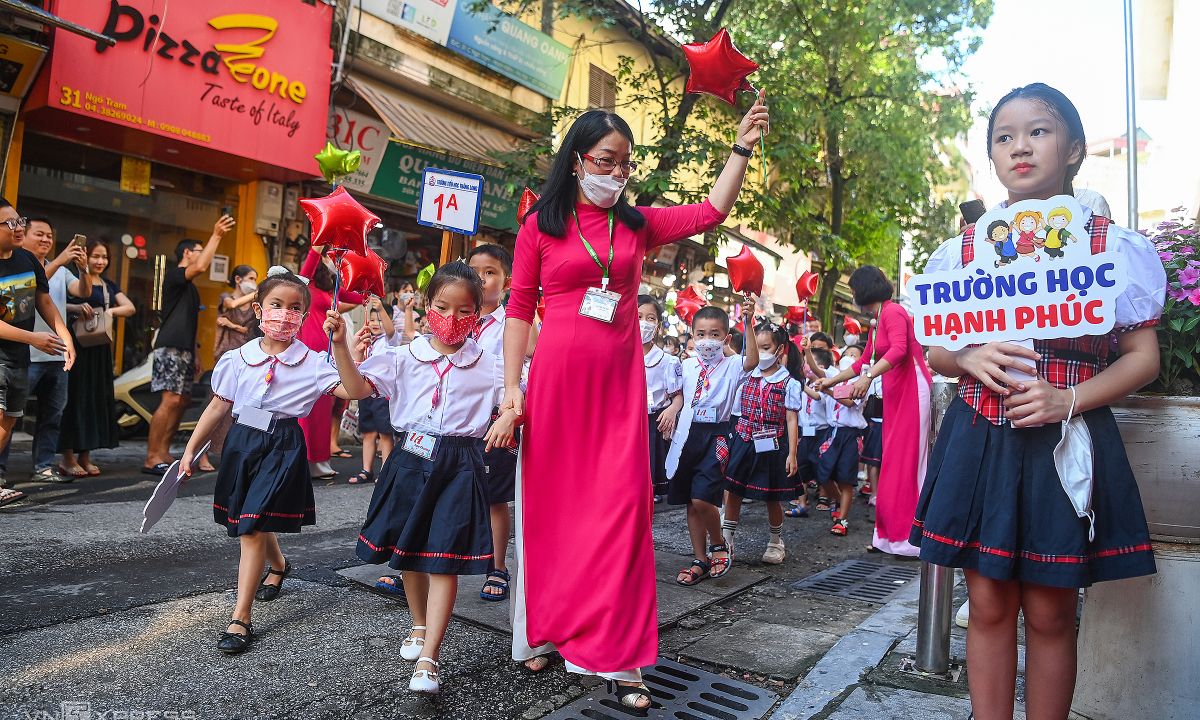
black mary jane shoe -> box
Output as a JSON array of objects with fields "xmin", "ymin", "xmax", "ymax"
[
  {"xmin": 217, "ymin": 619, "xmax": 254, "ymax": 654},
  {"xmin": 255, "ymin": 560, "xmax": 291, "ymax": 601},
  {"xmin": 606, "ymin": 680, "xmax": 657, "ymax": 713}
]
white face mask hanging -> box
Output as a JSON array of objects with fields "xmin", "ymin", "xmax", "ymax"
[
  {"xmin": 576, "ymin": 153, "xmax": 628, "ymax": 208},
  {"xmin": 1053, "ymin": 387, "xmax": 1096, "ymax": 541}
]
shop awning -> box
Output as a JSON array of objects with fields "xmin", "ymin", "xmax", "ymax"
[
  {"xmin": 345, "ymin": 75, "xmax": 518, "ymax": 165},
  {"xmin": 1, "ymin": 0, "xmax": 115, "ymax": 46}
]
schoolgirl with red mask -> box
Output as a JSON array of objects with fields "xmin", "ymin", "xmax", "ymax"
[
  {"xmin": 180, "ymin": 267, "xmax": 340, "ymax": 655},
  {"xmin": 325, "ymin": 261, "xmax": 519, "ymax": 695}
]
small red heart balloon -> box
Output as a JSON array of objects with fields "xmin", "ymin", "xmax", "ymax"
[
  {"xmin": 843, "ymin": 316, "xmax": 863, "ymax": 335},
  {"xmin": 517, "ymin": 188, "xmax": 539, "ymax": 225},
  {"xmin": 340, "ymin": 247, "xmax": 388, "ymax": 297},
  {"xmin": 299, "ymin": 186, "xmax": 379, "ymax": 258},
  {"xmin": 726, "ymin": 244, "xmax": 764, "ymax": 296},
  {"xmin": 785, "ymin": 305, "xmax": 807, "ymax": 325},
  {"xmin": 683, "ymin": 29, "xmax": 760, "ymax": 106},
  {"xmin": 796, "ymin": 271, "xmax": 819, "ymax": 301}
]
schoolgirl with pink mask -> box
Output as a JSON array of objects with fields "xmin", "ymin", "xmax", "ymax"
[{"xmin": 180, "ymin": 266, "xmax": 341, "ymax": 656}]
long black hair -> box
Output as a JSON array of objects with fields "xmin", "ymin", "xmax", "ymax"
[
  {"xmin": 528, "ymin": 110, "xmax": 646, "ymax": 237},
  {"xmin": 756, "ymin": 321, "xmax": 804, "ymax": 381},
  {"xmin": 987, "ymin": 83, "xmax": 1086, "ymax": 195}
]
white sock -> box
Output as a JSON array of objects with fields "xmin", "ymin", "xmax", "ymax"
[{"xmin": 769, "ymin": 523, "xmax": 783, "ymax": 543}]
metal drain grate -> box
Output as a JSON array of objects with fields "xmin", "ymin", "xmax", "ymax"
[
  {"xmin": 541, "ymin": 657, "xmax": 777, "ymax": 720},
  {"xmin": 790, "ymin": 559, "xmax": 919, "ymax": 603}
]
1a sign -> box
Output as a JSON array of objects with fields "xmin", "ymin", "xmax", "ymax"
[{"xmin": 417, "ymin": 167, "xmax": 483, "ymax": 235}]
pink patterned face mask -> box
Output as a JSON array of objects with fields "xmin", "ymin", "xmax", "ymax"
[
  {"xmin": 259, "ymin": 307, "xmax": 304, "ymax": 342},
  {"xmin": 427, "ymin": 308, "xmax": 478, "ymax": 346}
]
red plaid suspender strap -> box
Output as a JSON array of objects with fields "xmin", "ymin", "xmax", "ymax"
[{"xmin": 734, "ymin": 377, "xmax": 788, "ymax": 440}]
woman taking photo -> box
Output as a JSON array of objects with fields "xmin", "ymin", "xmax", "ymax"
[
  {"xmin": 501, "ymin": 94, "xmax": 769, "ymax": 708},
  {"xmin": 207, "ymin": 265, "xmax": 258, "ymax": 458},
  {"xmin": 58, "ymin": 238, "xmax": 136, "ymax": 476},
  {"xmin": 816, "ymin": 266, "xmax": 930, "ymax": 556}
]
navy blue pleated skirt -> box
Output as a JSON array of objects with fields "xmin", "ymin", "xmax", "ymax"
[
  {"xmin": 796, "ymin": 427, "xmax": 830, "ymax": 485},
  {"xmin": 912, "ymin": 397, "xmax": 1156, "ymax": 588},
  {"xmin": 861, "ymin": 419, "xmax": 883, "ymax": 467},
  {"xmin": 213, "ymin": 418, "xmax": 314, "ymax": 537},
  {"xmin": 648, "ymin": 413, "xmax": 669, "ymax": 496},
  {"xmin": 357, "ymin": 433, "xmax": 493, "ymax": 575},
  {"xmin": 725, "ymin": 431, "xmax": 797, "ymax": 501}
]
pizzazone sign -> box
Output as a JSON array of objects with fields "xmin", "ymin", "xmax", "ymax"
[
  {"xmin": 45, "ymin": 0, "xmax": 332, "ymax": 174},
  {"xmin": 905, "ymin": 197, "xmax": 1129, "ymax": 351}
]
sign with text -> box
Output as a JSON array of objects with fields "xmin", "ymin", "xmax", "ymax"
[
  {"xmin": 46, "ymin": 0, "xmax": 332, "ymax": 175},
  {"xmin": 360, "ymin": 0, "xmax": 454, "ymax": 46},
  {"xmin": 417, "ymin": 167, "xmax": 483, "ymax": 235},
  {"xmin": 906, "ymin": 197, "xmax": 1128, "ymax": 350},
  {"xmin": 447, "ymin": 1, "xmax": 571, "ymax": 99},
  {"xmin": 372, "ymin": 143, "xmax": 518, "ymax": 231},
  {"xmin": 326, "ymin": 108, "xmax": 389, "ymax": 193}
]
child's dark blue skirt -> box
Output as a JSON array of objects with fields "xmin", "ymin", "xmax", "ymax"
[
  {"xmin": 357, "ymin": 396, "xmax": 394, "ymax": 435},
  {"xmin": 861, "ymin": 419, "xmax": 883, "ymax": 467},
  {"xmin": 213, "ymin": 418, "xmax": 314, "ymax": 537},
  {"xmin": 648, "ymin": 413, "xmax": 669, "ymax": 496},
  {"xmin": 724, "ymin": 432, "xmax": 796, "ymax": 501},
  {"xmin": 912, "ymin": 397, "xmax": 1156, "ymax": 588},
  {"xmin": 357, "ymin": 433, "xmax": 493, "ymax": 575}
]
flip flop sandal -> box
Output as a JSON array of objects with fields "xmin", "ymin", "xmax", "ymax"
[
  {"xmin": 376, "ymin": 575, "xmax": 405, "ymax": 596},
  {"xmin": 331, "ymin": 450, "xmax": 354, "ymax": 458},
  {"xmin": 141, "ymin": 463, "xmax": 171, "ymax": 476},
  {"xmin": 59, "ymin": 465, "xmax": 89, "ymax": 478},
  {"xmin": 708, "ymin": 543, "xmax": 732, "ymax": 578},
  {"xmin": 84, "ymin": 465, "xmax": 101, "ymax": 476},
  {"xmin": 0, "ymin": 488, "xmax": 25, "ymax": 507},
  {"xmin": 676, "ymin": 559, "xmax": 710, "ymax": 586},
  {"xmin": 480, "ymin": 569, "xmax": 510, "ymax": 601},
  {"xmin": 520, "ymin": 655, "xmax": 554, "ymax": 675}
]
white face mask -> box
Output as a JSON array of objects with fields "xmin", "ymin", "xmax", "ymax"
[
  {"xmin": 843, "ymin": 333, "xmax": 859, "ymax": 346},
  {"xmin": 758, "ymin": 352, "xmax": 779, "ymax": 371},
  {"xmin": 639, "ymin": 320, "xmax": 658, "ymax": 344},
  {"xmin": 839, "ymin": 355, "xmax": 857, "ymax": 371},
  {"xmin": 239, "ymin": 281, "xmax": 257, "ymax": 295},
  {"xmin": 577, "ymin": 153, "xmax": 628, "ymax": 208},
  {"xmin": 693, "ymin": 338, "xmax": 725, "ymax": 365}
]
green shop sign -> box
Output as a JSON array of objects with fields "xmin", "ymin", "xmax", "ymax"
[{"xmin": 370, "ymin": 140, "xmax": 519, "ymax": 232}]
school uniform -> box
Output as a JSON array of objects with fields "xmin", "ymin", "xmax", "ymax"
[
  {"xmin": 861, "ymin": 376, "xmax": 884, "ymax": 468},
  {"xmin": 355, "ymin": 335, "xmax": 505, "ymax": 575},
  {"xmin": 913, "ymin": 209, "xmax": 1164, "ymax": 588},
  {"xmin": 210, "ymin": 339, "xmax": 340, "ymax": 537},
  {"xmin": 817, "ymin": 370, "xmax": 868, "ymax": 487},
  {"xmin": 646, "ymin": 345, "xmax": 683, "ymax": 496},
  {"xmin": 724, "ymin": 368, "xmax": 804, "ymax": 501},
  {"xmin": 356, "ymin": 335, "xmax": 395, "ymax": 435},
  {"xmin": 796, "ymin": 381, "xmax": 832, "ymax": 487},
  {"xmin": 665, "ymin": 356, "xmax": 752, "ymax": 506},
  {"xmin": 473, "ymin": 304, "xmax": 521, "ymax": 505}
]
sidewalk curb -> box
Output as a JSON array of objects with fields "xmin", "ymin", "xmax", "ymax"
[{"xmin": 773, "ymin": 570, "xmax": 955, "ymax": 720}]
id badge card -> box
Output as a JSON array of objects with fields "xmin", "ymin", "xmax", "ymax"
[
  {"xmin": 647, "ymin": 389, "xmax": 655, "ymax": 412},
  {"xmin": 237, "ymin": 404, "xmax": 275, "ymax": 433},
  {"xmin": 403, "ymin": 432, "xmax": 439, "ymax": 460},
  {"xmin": 579, "ymin": 287, "xmax": 620, "ymax": 323},
  {"xmin": 802, "ymin": 425, "xmax": 817, "ymax": 437},
  {"xmin": 694, "ymin": 406, "xmax": 717, "ymax": 424},
  {"xmin": 753, "ymin": 430, "xmax": 779, "ymax": 453}
]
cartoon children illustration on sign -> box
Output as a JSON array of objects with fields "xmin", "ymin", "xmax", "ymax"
[
  {"xmin": 1011, "ymin": 209, "xmax": 1044, "ymax": 262},
  {"xmin": 1042, "ymin": 206, "xmax": 1078, "ymax": 259},
  {"xmin": 985, "ymin": 219, "xmax": 1018, "ymax": 268}
]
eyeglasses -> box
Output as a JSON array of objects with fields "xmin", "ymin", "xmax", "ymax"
[
  {"xmin": 1, "ymin": 217, "xmax": 27, "ymax": 231},
  {"xmin": 580, "ymin": 153, "xmax": 638, "ymax": 174}
]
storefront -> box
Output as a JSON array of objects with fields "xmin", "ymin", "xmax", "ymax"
[{"xmin": 12, "ymin": 0, "xmax": 333, "ymax": 372}]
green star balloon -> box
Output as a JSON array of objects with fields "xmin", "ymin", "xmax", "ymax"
[
  {"xmin": 416, "ymin": 263, "xmax": 436, "ymax": 292},
  {"xmin": 314, "ymin": 142, "xmax": 363, "ymax": 183}
]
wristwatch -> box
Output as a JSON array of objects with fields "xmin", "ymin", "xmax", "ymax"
[{"xmin": 732, "ymin": 143, "xmax": 753, "ymax": 157}]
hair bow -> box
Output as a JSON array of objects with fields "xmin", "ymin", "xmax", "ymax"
[{"xmin": 267, "ymin": 265, "xmax": 310, "ymax": 285}]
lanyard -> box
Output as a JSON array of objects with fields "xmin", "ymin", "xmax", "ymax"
[
  {"xmin": 474, "ymin": 317, "xmax": 497, "ymax": 340},
  {"xmin": 573, "ymin": 209, "xmax": 615, "ymax": 290},
  {"xmin": 692, "ymin": 357, "xmax": 726, "ymax": 406},
  {"xmin": 754, "ymin": 374, "xmax": 781, "ymax": 427},
  {"xmin": 428, "ymin": 359, "xmax": 454, "ymax": 415}
]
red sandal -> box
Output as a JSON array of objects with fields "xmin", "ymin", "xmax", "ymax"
[
  {"xmin": 830, "ymin": 519, "xmax": 848, "ymax": 536},
  {"xmin": 708, "ymin": 543, "xmax": 732, "ymax": 578},
  {"xmin": 676, "ymin": 559, "xmax": 710, "ymax": 586}
]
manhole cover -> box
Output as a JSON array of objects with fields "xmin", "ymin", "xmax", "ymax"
[
  {"xmin": 790, "ymin": 559, "xmax": 918, "ymax": 603},
  {"xmin": 542, "ymin": 658, "xmax": 777, "ymax": 720}
]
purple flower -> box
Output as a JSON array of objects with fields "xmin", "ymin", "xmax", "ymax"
[
  {"xmin": 1182, "ymin": 246, "xmax": 1196, "ymax": 255},
  {"xmin": 1180, "ymin": 266, "xmax": 1200, "ymax": 287},
  {"xmin": 1169, "ymin": 286, "xmax": 1189, "ymax": 302},
  {"xmin": 1179, "ymin": 229, "xmax": 1198, "ymax": 236},
  {"xmin": 1189, "ymin": 287, "xmax": 1200, "ymax": 306},
  {"xmin": 1160, "ymin": 251, "xmax": 1176, "ymax": 262}
]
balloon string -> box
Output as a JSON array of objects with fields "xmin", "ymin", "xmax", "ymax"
[{"xmin": 327, "ymin": 249, "xmax": 346, "ymax": 364}]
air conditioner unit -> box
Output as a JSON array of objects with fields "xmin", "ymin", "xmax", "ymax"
[{"xmin": 254, "ymin": 181, "xmax": 283, "ymax": 235}]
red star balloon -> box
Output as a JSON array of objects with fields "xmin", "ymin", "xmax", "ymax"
[
  {"xmin": 536, "ymin": 295, "xmax": 546, "ymax": 322},
  {"xmin": 517, "ymin": 188, "xmax": 539, "ymax": 225},
  {"xmin": 299, "ymin": 186, "xmax": 379, "ymax": 258},
  {"xmin": 843, "ymin": 316, "xmax": 863, "ymax": 335},
  {"xmin": 726, "ymin": 244, "xmax": 764, "ymax": 296},
  {"xmin": 683, "ymin": 29, "xmax": 759, "ymax": 106},
  {"xmin": 340, "ymin": 247, "xmax": 388, "ymax": 297},
  {"xmin": 796, "ymin": 271, "xmax": 819, "ymax": 301},
  {"xmin": 785, "ymin": 305, "xmax": 807, "ymax": 325},
  {"xmin": 674, "ymin": 285, "xmax": 708, "ymax": 326}
]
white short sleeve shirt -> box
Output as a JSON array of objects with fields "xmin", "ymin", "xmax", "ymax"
[
  {"xmin": 645, "ymin": 345, "xmax": 683, "ymax": 412},
  {"xmin": 211, "ymin": 339, "xmax": 341, "ymax": 419}
]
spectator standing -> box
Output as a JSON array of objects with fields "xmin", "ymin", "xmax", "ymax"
[
  {"xmin": 142, "ymin": 215, "xmax": 235, "ymax": 475},
  {"xmin": 0, "ymin": 216, "xmax": 87, "ymax": 483},
  {"xmin": 59, "ymin": 239, "xmax": 136, "ymax": 475},
  {"xmin": 207, "ymin": 264, "xmax": 258, "ymax": 457},
  {"xmin": 0, "ymin": 200, "xmax": 76, "ymax": 507}
]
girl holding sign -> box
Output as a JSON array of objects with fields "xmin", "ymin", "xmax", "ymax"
[{"xmin": 914, "ymin": 84, "xmax": 1165, "ymax": 720}]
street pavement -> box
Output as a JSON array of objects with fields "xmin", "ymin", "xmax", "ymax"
[{"xmin": 1, "ymin": 434, "xmax": 916, "ymax": 719}]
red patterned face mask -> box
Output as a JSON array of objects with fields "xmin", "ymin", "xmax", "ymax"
[
  {"xmin": 259, "ymin": 307, "xmax": 304, "ymax": 342},
  {"xmin": 427, "ymin": 308, "xmax": 478, "ymax": 346}
]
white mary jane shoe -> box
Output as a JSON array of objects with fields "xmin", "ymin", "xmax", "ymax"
[
  {"xmin": 400, "ymin": 625, "xmax": 427, "ymax": 661},
  {"xmin": 762, "ymin": 538, "xmax": 785, "ymax": 565},
  {"xmin": 409, "ymin": 657, "xmax": 440, "ymax": 694}
]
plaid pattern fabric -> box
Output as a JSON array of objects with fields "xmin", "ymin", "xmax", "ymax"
[
  {"xmin": 734, "ymin": 377, "xmax": 788, "ymax": 440},
  {"xmin": 956, "ymin": 216, "xmax": 1123, "ymax": 425},
  {"xmin": 715, "ymin": 435, "xmax": 730, "ymax": 472}
]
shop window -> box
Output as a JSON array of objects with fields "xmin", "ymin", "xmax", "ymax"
[{"xmin": 588, "ymin": 64, "xmax": 616, "ymax": 111}]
